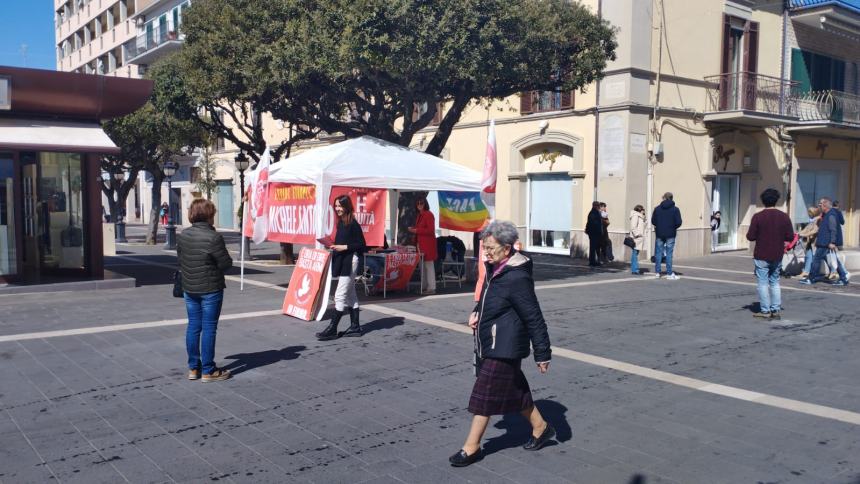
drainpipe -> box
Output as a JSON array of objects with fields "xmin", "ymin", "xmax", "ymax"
[
  {"xmin": 593, "ymin": 0, "xmax": 602, "ymax": 196},
  {"xmin": 647, "ymin": 0, "xmax": 665, "ymax": 258}
]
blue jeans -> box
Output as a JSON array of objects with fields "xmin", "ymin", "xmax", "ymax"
[
  {"xmin": 754, "ymin": 259, "xmax": 782, "ymax": 313},
  {"xmin": 654, "ymin": 237, "xmax": 675, "ymax": 275},
  {"xmin": 810, "ymin": 247, "xmax": 847, "ymax": 283},
  {"xmin": 184, "ymin": 290, "xmax": 224, "ymax": 374},
  {"xmin": 803, "ymin": 248, "xmax": 814, "ymax": 275},
  {"xmin": 631, "ymin": 249, "xmax": 640, "ymax": 274}
]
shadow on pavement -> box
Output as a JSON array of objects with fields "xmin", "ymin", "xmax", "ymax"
[
  {"xmin": 222, "ymin": 345, "xmax": 306, "ymax": 376},
  {"xmin": 361, "ymin": 316, "xmax": 405, "ymax": 335},
  {"xmin": 481, "ymin": 399, "xmax": 572, "ymax": 456}
]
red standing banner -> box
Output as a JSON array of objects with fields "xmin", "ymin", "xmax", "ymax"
[
  {"xmin": 266, "ymin": 183, "xmax": 318, "ymax": 244},
  {"xmin": 283, "ymin": 248, "xmax": 331, "ymax": 320},
  {"xmin": 375, "ymin": 251, "xmax": 420, "ymax": 292},
  {"xmin": 327, "ymin": 186, "xmax": 386, "ymax": 247}
]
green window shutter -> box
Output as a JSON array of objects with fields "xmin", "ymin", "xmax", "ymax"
[
  {"xmin": 791, "ymin": 48, "xmax": 811, "ymax": 94},
  {"xmin": 833, "ymin": 58, "xmax": 846, "ymax": 92}
]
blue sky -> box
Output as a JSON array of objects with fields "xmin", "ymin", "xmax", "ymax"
[{"xmin": 0, "ymin": 2, "xmax": 58, "ymax": 70}]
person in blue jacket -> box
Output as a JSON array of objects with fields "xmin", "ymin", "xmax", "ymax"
[{"xmin": 651, "ymin": 192, "xmax": 682, "ymax": 279}]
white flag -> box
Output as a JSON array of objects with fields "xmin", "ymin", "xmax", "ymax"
[
  {"xmin": 250, "ymin": 147, "xmax": 271, "ymax": 245},
  {"xmin": 480, "ymin": 120, "xmax": 497, "ymax": 218}
]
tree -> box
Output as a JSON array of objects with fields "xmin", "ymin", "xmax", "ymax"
[
  {"xmin": 164, "ymin": 0, "xmax": 616, "ymax": 248},
  {"xmin": 194, "ymin": 141, "xmax": 219, "ymax": 200},
  {"xmin": 103, "ymin": 101, "xmax": 208, "ymax": 244}
]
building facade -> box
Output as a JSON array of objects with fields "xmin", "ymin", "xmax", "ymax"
[
  {"xmin": 0, "ymin": 66, "xmax": 151, "ymax": 284},
  {"xmin": 55, "ymin": 0, "xmax": 244, "ymax": 231},
  {"xmin": 400, "ymin": 0, "xmax": 860, "ymax": 259}
]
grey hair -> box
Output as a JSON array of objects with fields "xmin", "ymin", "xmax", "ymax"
[
  {"xmin": 662, "ymin": 192, "xmax": 674, "ymax": 201},
  {"xmin": 479, "ymin": 220, "xmax": 519, "ymax": 246}
]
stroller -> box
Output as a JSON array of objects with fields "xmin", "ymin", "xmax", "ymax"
[{"xmin": 780, "ymin": 233, "xmax": 803, "ymax": 277}]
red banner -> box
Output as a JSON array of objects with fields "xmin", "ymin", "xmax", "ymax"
[
  {"xmin": 375, "ymin": 250, "xmax": 420, "ymax": 292},
  {"xmin": 283, "ymin": 248, "xmax": 331, "ymax": 320},
  {"xmin": 242, "ymin": 185, "xmax": 254, "ymax": 238},
  {"xmin": 327, "ymin": 186, "xmax": 386, "ymax": 247},
  {"xmin": 255, "ymin": 184, "xmax": 386, "ymax": 246},
  {"xmin": 266, "ymin": 183, "xmax": 318, "ymax": 244}
]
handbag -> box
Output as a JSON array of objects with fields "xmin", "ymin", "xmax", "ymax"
[
  {"xmin": 172, "ymin": 270, "xmax": 184, "ymax": 298},
  {"xmin": 623, "ymin": 236, "xmax": 636, "ymax": 249}
]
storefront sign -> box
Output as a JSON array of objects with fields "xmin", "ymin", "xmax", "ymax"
[
  {"xmin": 375, "ymin": 250, "xmax": 420, "ymax": 292},
  {"xmin": 328, "ymin": 186, "xmax": 386, "ymax": 246},
  {"xmin": 283, "ymin": 248, "xmax": 331, "ymax": 320}
]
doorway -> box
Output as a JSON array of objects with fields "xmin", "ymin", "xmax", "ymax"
[
  {"xmin": 216, "ymin": 180, "xmax": 233, "ymax": 229},
  {"xmin": 712, "ymin": 175, "xmax": 739, "ymax": 250}
]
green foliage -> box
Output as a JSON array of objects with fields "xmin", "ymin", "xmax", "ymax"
[
  {"xmin": 103, "ymin": 75, "xmax": 209, "ymax": 243},
  {"xmin": 160, "ymin": 0, "xmax": 616, "ymax": 157}
]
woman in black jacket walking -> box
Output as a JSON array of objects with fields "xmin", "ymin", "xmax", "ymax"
[
  {"xmin": 449, "ymin": 220, "xmax": 554, "ymax": 467},
  {"xmin": 177, "ymin": 199, "xmax": 233, "ymax": 382},
  {"xmin": 317, "ymin": 195, "xmax": 366, "ymax": 341}
]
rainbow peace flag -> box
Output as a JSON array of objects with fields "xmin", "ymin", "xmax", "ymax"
[{"xmin": 438, "ymin": 191, "xmax": 490, "ymax": 232}]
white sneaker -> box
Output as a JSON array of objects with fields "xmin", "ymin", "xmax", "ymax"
[
  {"xmin": 654, "ymin": 273, "xmax": 661, "ymax": 279},
  {"xmin": 666, "ymin": 273, "xmax": 680, "ymax": 280},
  {"xmin": 846, "ymin": 272, "xmax": 852, "ymax": 281}
]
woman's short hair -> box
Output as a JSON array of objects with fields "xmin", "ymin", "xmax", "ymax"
[
  {"xmin": 808, "ymin": 206, "xmax": 820, "ymax": 217},
  {"xmin": 188, "ymin": 198, "xmax": 216, "ymax": 223},
  {"xmin": 415, "ymin": 197, "xmax": 428, "ymax": 209},
  {"xmin": 479, "ymin": 220, "xmax": 519, "ymax": 246},
  {"xmin": 633, "ymin": 204, "xmax": 644, "ymax": 212}
]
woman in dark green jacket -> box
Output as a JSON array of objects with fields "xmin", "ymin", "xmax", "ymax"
[{"xmin": 177, "ymin": 199, "xmax": 233, "ymax": 382}]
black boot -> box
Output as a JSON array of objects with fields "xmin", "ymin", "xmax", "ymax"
[
  {"xmin": 341, "ymin": 308, "xmax": 362, "ymax": 337},
  {"xmin": 316, "ymin": 310, "xmax": 343, "ymax": 341}
]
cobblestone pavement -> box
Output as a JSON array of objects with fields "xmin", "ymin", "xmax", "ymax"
[{"xmin": 1, "ymin": 239, "xmax": 859, "ymax": 483}]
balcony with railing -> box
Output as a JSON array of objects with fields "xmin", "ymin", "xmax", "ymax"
[
  {"xmin": 796, "ymin": 89, "xmax": 860, "ymax": 127},
  {"xmin": 125, "ymin": 22, "xmax": 182, "ymax": 66},
  {"xmin": 704, "ymin": 72, "xmax": 800, "ymax": 126}
]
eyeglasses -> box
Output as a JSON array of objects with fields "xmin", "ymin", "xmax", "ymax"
[{"xmin": 482, "ymin": 244, "xmax": 509, "ymax": 253}]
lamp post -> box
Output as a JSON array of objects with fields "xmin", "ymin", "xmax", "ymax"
[
  {"xmin": 234, "ymin": 150, "xmax": 251, "ymax": 256},
  {"xmin": 163, "ymin": 161, "xmax": 178, "ymax": 250},
  {"xmin": 113, "ymin": 170, "xmax": 128, "ymax": 243}
]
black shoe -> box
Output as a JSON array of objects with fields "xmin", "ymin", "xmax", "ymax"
[
  {"xmin": 523, "ymin": 423, "xmax": 556, "ymax": 451},
  {"xmin": 449, "ymin": 448, "xmax": 482, "ymax": 467},
  {"xmin": 316, "ymin": 310, "xmax": 343, "ymax": 341},
  {"xmin": 340, "ymin": 308, "xmax": 363, "ymax": 337}
]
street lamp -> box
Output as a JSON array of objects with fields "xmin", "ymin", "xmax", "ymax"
[
  {"xmin": 113, "ymin": 170, "xmax": 128, "ymax": 243},
  {"xmin": 234, "ymin": 150, "xmax": 251, "ymax": 256},
  {"xmin": 163, "ymin": 161, "xmax": 178, "ymax": 250}
]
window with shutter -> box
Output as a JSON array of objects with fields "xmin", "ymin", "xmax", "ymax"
[{"xmin": 520, "ymin": 92, "xmax": 534, "ymax": 115}]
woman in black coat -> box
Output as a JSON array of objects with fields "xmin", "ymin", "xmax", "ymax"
[
  {"xmin": 317, "ymin": 195, "xmax": 366, "ymax": 341},
  {"xmin": 449, "ymin": 220, "xmax": 554, "ymax": 467},
  {"xmin": 177, "ymin": 199, "xmax": 233, "ymax": 382}
]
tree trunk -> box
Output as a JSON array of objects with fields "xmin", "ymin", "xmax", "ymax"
[
  {"xmin": 146, "ymin": 176, "xmax": 164, "ymax": 245},
  {"xmin": 280, "ymin": 243, "xmax": 294, "ymax": 265},
  {"xmin": 396, "ymin": 191, "xmax": 428, "ymax": 245}
]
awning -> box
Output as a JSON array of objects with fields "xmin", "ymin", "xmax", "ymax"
[{"xmin": 0, "ymin": 117, "xmax": 119, "ymax": 154}]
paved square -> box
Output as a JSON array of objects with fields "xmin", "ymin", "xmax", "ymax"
[{"xmin": 1, "ymin": 236, "xmax": 859, "ymax": 483}]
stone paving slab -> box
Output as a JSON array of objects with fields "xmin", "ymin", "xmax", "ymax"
[{"xmin": 1, "ymin": 246, "xmax": 860, "ymax": 483}]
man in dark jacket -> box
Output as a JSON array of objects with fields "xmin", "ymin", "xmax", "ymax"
[
  {"xmin": 746, "ymin": 188, "xmax": 794, "ymax": 319},
  {"xmin": 801, "ymin": 197, "xmax": 848, "ymax": 286},
  {"xmin": 651, "ymin": 192, "xmax": 682, "ymax": 279},
  {"xmin": 585, "ymin": 201, "xmax": 603, "ymax": 267}
]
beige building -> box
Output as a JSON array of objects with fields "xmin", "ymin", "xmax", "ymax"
[
  {"xmin": 399, "ymin": 0, "xmax": 860, "ymax": 261},
  {"xmin": 55, "ymin": 0, "xmax": 245, "ymax": 230}
]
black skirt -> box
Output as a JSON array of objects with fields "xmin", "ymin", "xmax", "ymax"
[{"xmin": 468, "ymin": 358, "xmax": 534, "ymax": 416}]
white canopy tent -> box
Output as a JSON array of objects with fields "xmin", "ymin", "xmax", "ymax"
[{"xmin": 266, "ymin": 136, "xmax": 483, "ymax": 240}]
